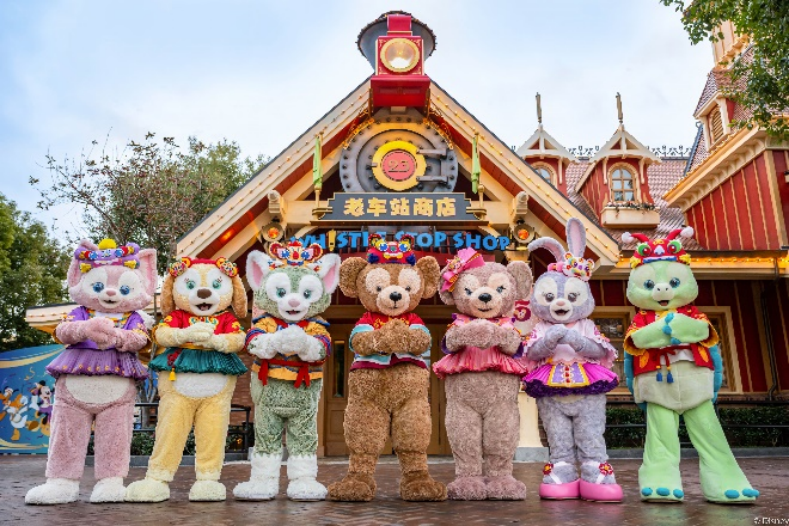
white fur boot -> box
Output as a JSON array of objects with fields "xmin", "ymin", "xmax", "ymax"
[
  {"xmin": 90, "ymin": 477, "xmax": 126, "ymax": 503},
  {"xmin": 189, "ymin": 479, "xmax": 226, "ymax": 502},
  {"xmin": 286, "ymin": 454, "xmax": 326, "ymax": 501},
  {"xmin": 124, "ymin": 477, "xmax": 170, "ymax": 503},
  {"xmin": 233, "ymin": 450, "xmax": 282, "ymax": 501},
  {"xmin": 25, "ymin": 478, "xmax": 80, "ymax": 505}
]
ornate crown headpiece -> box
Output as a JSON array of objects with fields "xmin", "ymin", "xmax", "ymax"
[
  {"xmin": 267, "ymin": 240, "xmax": 323, "ymax": 271},
  {"xmin": 623, "ymin": 227, "xmax": 694, "ymax": 268},
  {"xmin": 548, "ymin": 253, "xmax": 595, "ymax": 282},
  {"xmin": 75, "ymin": 238, "xmax": 140, "ymax": 273},
  {"xmin": 168, "ymin": 256, "xmax": 238, "ymax": 278},
  {"xmin": 367, "ymin": 234, "xmax": 416, "ymax": 265}
]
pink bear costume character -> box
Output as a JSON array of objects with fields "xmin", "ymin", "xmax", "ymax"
[
  {"xmin": 26, "ymin": 239, "xmax": 156, "ymax": 505},
  {"xmin": 434, "ymin": 248, "xmax": 532, "ymax": 501},
  {"xmin": 522, "ymin": 218, "xmax": 623, "ymax": 503}
]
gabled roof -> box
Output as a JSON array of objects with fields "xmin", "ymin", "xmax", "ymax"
[
  {"xmin": 574, "ymin": 124, "xmax": 661, "ymax": 193},
  {"xmin": 515, "ymin": 124, "xmax": 577, "ymax": 163},
  {"xmin": 177, "ymin": 79, "xmax": 371, "ymax": 257},
  {"xmin": 179, "ymin": 78, "xmax": 622, "ymax": 266}
]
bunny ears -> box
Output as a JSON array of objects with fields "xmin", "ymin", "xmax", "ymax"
[
  {"xmin": 622, "ymin": 227, "xmax": 694, "ymax": 268},
  {"xmin": 528, "ymin": 218, "xmax": 595, "ymax": 282}
]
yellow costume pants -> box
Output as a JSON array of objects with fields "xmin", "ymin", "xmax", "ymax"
[{"xmin": 146, "ymin": 375, "xmax": 236, "ymax": 482}]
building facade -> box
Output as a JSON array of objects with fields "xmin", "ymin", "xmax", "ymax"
[{"xmin": 27, "ymin": 12, "xmax": 789, "ymax": 456}]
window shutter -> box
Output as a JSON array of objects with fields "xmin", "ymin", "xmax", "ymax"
[{"xmin": 710, "ymin": 108, "xmax": 724, "ymax": 143}]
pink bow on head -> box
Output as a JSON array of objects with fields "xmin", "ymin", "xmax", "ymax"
[{"xmin": 441, "ymin": 248, "xmax": 485, "ymax": 293}]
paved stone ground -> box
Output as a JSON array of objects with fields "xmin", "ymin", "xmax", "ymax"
[{"xmin": 3, "ymin": 456, "xmax": 788, "ymax": 525}]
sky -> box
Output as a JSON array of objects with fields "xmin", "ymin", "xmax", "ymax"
[{"xmin": 0, "ymin": 0, "xmax": 713, "ymax": 233}]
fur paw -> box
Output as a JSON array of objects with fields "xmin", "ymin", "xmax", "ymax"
[
  {"xmin": 274, "ymin": 326, "xmax": 311, "ymax": 355},
  {"xmin": 287, "ymin": 478, "xmax": 327, "ymax": 501},
  {"xmin": 327, "ymin": 474, "xmax": 376, "ymax": 502},
  {"xmin": 248, "ymin": 334, "xmax": 277, "ymax": 359},
  {"xmin": 485, "ymin": 475, "xmax": 527, "ymax": 501},
  {"xmin": 189, "ymin": 480, "xmax": 226, "ymax": 502},
  {"xmin": 447, "ymin": 476, "xmax": 487, "ymax": 501},
  {"xmin": 233, "ymin": 479, "xmax": 279, "ymax": 501},
  {"xmin": 296, "ymin": 337, "xmax": 325, "ymax": 362},
  {"xmin": 400, "ymin": 471, "xmax": 447, "ymax": 502},
  {"xmin": 90, "ymin": 477, "xmax": 126, "ymax": 503},
  {"xmin": 25, "ymin": 479, "xmax": 79, "ymax": 505},
  {"xmin": 125, "ymin": 478, "xmax": 170, "ymax": 503}
]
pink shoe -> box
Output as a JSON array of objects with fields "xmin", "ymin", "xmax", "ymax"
[
  {"xmin": 539, "ymin": 479, "xmax": 580, "ymax": 500},
  {"xmin": 579, "ymin": 480, "xmax": 623, "ymax": 503}
]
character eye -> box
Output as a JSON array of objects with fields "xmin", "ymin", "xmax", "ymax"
[
  {"xmin": 399, "ymin": 243, "xmax": 409, "ymax": 252},
  {"xmin": 405, "ymin": 286, "xmax": 411, "ymax": 292},
  {"xmin": 212, "ymin": 279, "xmax": 222, "ymax": 289},
  {"xmin": 568, "ymin": 292, "xmax": 578, "ymax": 302},
  {"xmin": 186, "ymin": 280, "xmax": 196, "ymax": 290},
  {"xmin": 496, "ymin": 285, "xmax": 505, "ymax": 294},
  {"xmin": 119, "ymin": 285, "xmax": 131, "ymax": 295},
  {"xmin": 670, "ymin": 278, "xmax": 681, "ymax": 288},
  {"xmin": 668, "ymin": 240, "xmax": 682, "ymax": 254},
  {"xmin": 303, "ymin": 290, "xmax": 312, "ymax": 299},
  {"xmin": 545, "ymin": 293, "xmax": 555, "ymax": 302},
  {"xmin": 465, "ymin": 288, "xmax": 473, "ymax": 296},
  {"xmin": 376, "ymin": 286, "xmax": 382, "ymax": 292},
  {"xmin": 92, "ymin": 282, "xmax": 105, "ymax": 293},
  {"xmin": 637, "ymin": 244, "xmax": 652, "ymax": 257},
  {"xmin": 643, "ymin": 280, "xmax": 655, "ymax": 290},
  {"xmin": 276, "ymin": 287, "xmax": 287, "ymax": 298}
]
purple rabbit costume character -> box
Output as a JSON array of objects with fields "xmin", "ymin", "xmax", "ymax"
[
  {"xmin": 25, "ymin": 239, "xmax": 156, "ymax": 506},
  {"xmin": 521, "ymin": 218, "xmax": 623, "ymax": 503}
]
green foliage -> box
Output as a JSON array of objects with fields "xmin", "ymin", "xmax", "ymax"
[
  {"xmin": 718, "ymin": 406, "xmax": 789, "ymax": 447},
  {"xmin": 604, "ymin": 404, "xmax": 789, "ymax": 448},
  {"xmin": 661, "ymin": 0, "xmax": 789, "ymax": 140},
  {"xmin": 93, "ymin": 426, "xmax": 249, "ymax": 456},
  {"xmin": 30, "ymin": 133, "xmax": 268, "ymax": 273},
  {"xmin": 0, "ymin": 194, "xmax": 68, "ymax": 351},
  {"xmin": 605, "ymin": 407, "xmax": 647, "ymax": 448}
]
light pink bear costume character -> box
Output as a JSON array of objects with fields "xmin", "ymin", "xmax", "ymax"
[{"xmin": 25, "ymin": 239, "xmax": 156, "ymax": 505}]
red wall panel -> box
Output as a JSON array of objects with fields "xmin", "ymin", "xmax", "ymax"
[
  {"xmin": 732, "ymin": 170, "xmax": 755, "ymax": 250},
  {"xmin": 743, "ymin": 161, "xmax": 768, "ymax": 248},
  {"xmin": 755, "ymin": 154, "xmax": 779, "ymax": 246},
  {"xmin": 774, "ymin": 151, "xmax": 789, "ymax": 241}
]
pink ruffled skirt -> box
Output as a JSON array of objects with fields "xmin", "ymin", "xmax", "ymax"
[{"xmin": 433, "ymin": 347, "xmax": 529, "ymax": 379}]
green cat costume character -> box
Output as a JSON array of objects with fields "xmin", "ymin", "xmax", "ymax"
[{"xmin": 622, "ymin": 228, "xmax": 759, "ymax": 504}]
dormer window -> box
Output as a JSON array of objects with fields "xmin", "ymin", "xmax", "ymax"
[
  {"xmin": 610, "ymin": 165, "xmax": 636, "ymax": 202},
  {"xmin": 531, "ymin": 162, "xmax": 555, "ymax": 185},
  {"xmin": 709, "ymin": 107, "xmax": 725, "ymax": 144}
]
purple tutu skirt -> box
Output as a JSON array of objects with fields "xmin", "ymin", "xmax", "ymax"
[
  {"xmin": 523, "ymin": 362, "xmax": 618, "ymax": 398},
  {"xmin": 47, "ymin": 348, "xmax": 148, "ymax": 380}
]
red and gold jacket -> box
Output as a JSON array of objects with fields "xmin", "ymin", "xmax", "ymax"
[{"xmin": 623, "ymin": 305, "xmax": 719, "ymax": 377}]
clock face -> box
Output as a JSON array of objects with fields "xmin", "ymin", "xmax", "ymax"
[
  {"xmin": 371, "ymin": 139, "xmax": 426, "ymax": 191},
  {"xmin": 380, "ymin": 38, "xmax": 419, "ymax": 73},
  {"xmin": 381, "ymin": 150, "xmax": 417, "ymax": 181}
]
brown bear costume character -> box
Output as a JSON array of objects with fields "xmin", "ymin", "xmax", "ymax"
[
  {"xmin": 327, "ymin": 235, "xmax": 447, "ymax": 502},
  {"xmin": 434, "ymin": 248, "xmax": 532, "ymax": 500}
]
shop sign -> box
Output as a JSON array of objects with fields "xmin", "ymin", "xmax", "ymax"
[
  {"xmin": 299, "ymin": 230, "xmax": 511, "ymax": 252},
  {"xmin": 316, "ymin": 192, "xmax": 484, "ymax": 225}
]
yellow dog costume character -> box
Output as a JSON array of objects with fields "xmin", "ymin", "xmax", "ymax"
[{"xmin": 125, "ymin": 257, "xmax": 247, "ymax": 502}]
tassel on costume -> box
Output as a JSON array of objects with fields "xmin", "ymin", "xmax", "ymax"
[
  {"xmin": 656, "ymin": 366, "xmax": 663, "ymax": 382},
  {"xmin": 666, "ymin": 364, "xmax": 674, "ymax": 383},
  {"xmin": 169, "ymin": 368, "xmax": 176, "ymax": 381}
]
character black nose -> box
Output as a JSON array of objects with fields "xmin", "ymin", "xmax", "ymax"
[
  {"xmin": 389, "ymin": 291, "xmax": 402, "ymax": 302},
  {"xmin": 197, "ymin": 288, "xmax": 212, "ymax": 299},
  {"xmin": 479, "ymin": 293, "xmax": 492, "ymax": 303}
]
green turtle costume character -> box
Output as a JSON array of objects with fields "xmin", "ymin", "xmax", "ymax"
[{"xmin": 622, "ymin": 227, "xmax": 759, "ymax": 504}]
